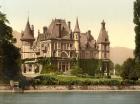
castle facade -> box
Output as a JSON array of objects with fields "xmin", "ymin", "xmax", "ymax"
[{"xmin": 20, "ymin": 18, "xmax": 110, "ymax": 76}]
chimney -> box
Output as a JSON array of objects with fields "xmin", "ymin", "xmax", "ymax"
[
  {"xmin": 57, "ymin": 23, "xmax": 61, "ymax": 38},
  {"xmin": 87, "ymin": 30, "xmax": 91, "ymax": 35},
  {"xmin": 38, "ymin": 30, "xmax": 40, "ymax": 34},
  {"xmin": 68, "ymin": 21, "xmax": 71, "ymax": 29},
  {"xmin": 43, "ymin": 26, "xmax": 47, "ymax": 34}
]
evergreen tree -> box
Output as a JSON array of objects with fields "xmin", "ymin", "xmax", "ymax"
[
  {"xmin": 114, "ymin": 64, "xmax": 122, "ymax": 76},
  {"xmin": 0, "ymin": 10, "xmax": 21, "ymax": 81},
  {"xmin": 133, "ymin": 0, "xmax": 140, "ymax": 79},
  {"xmin": 134, "ymin": 0, "xmax": 140, "ymax": 61}
]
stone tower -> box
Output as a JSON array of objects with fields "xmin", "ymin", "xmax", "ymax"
[
  {"xmin": 20, "ymin": 18, "xmax": 41, "ymax": 76},
  {"xmin": 97, "ymin": 20, "xmax": 110, "ymax": 76},
  {"xmin": 73, "ymin": 18, "xmax": 80, "ymax": 58},
  {"xmin": 20, "ymin": 18, "xmax": 35, "ymax": 59}
]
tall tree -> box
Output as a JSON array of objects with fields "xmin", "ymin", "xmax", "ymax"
[
  {"xmin": 134, "ymin": 0, "xmax": 140, "ymax": 61},
  {"xmin": 133, "ymin": 0, "xmax": 140, "ymax": 79},
  {"xmin": 0, "ymin": 10, "xmax": 21, "ymax": 80},
  {"xmin": 0, "ymin": 11, "xmax": 13, "ymax": 41}
]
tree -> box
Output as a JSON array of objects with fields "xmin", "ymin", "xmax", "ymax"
[
  {"xmin": 109, "ymin": 60, "xmax": 114, "ymax": 75},
  {"xmin": 79, "ymin": 59, "xmax": 99, "ymax": 76},
  {"xmin": 121, "ymin": 58, "xmax": 138, "ymax": 80},
  {"xmin": 1, "ymin": 40, "xmax": 21, "ymax": 79},
  {"xmin": 134, "ymin": 0, "xmax": 140, "ymax": 61},
  {"xmin": 133, "ymin": 0, "xmax": 140, "ymax": 79},
  {"xmin": 0, "ymin": 11, "xmax": 13, "ymax": 41},
  {"xmin": 134, "ymin": 62, "xmax": 140, "ymax": 77},
  {"xmin": 39, "ymin": 58, "xmax": 57, "ymax": 74},
  {"xmin": 114, "ymin": 64, "xmax": 122, "ymax": 76},
  {"xmin": 0, "ymin": 10, "xmax": 21, "ymax": 80}
]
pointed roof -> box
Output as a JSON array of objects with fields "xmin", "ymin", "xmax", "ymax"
[
  {"xmin": 74, "ymin": 17, "xmax": 80, "ymax": 33},
  {"xmin": 20, "ymin": 18, "xmax": 35, "ymax": 41},
  {"xmin": 101, "ymin": 20, "xmax": 105, "ymax": 29},
  {"xmin": 97, "ymin": 20, "xmax": 109, "ymax": 44}
]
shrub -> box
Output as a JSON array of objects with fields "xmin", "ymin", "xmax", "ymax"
[
  {"xmin": 34, "ymin": 75, "xmax": 58, "ymax": 85},
  {"xmin": 70, "ymin": 66, "xmax": 83, "ymax": 76},
  {"xmin": 33, "ymin": 75, "xmax": 140, "ymax": 86}
]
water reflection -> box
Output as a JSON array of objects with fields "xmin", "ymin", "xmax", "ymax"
[{"xmin": 0, "ymin": 92, "xmax": 140, "ymax": 104}]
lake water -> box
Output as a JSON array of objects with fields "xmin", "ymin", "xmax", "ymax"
[{"xmin": 0, "ymin": 91, "xmax": 140, "ymax": 104}]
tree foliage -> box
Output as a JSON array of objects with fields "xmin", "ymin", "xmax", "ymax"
[
  {"xmin": 121, "ymin": 58, "xmax": 138, "ymax": 80},
  {"xmin": 134, "ymin": 0, "xmax": 140, "ymax": 61},
  {"xmin": 79, "ymin": 59, "xmax": 99, "ymax": 76},
  {"xmin": 70, "ymin": 65, "xmax": 83, "ymax": 76},
  {"xmin": 0, "ymin": 11, "xmax": 12, "ymax": 41},
  {"xmin": 114, "ymin": 64, "xmax": 122, "ymax": 76},
  {"xmin": 133, "ymin": 0, "xmax": 140, "ymax": 80},
  {"xmin": 109, "ymin": 60, "xmax": 114, "ymax": 75},
  {"xmin": 39, "ymin": 58, "xmax": 57, "ymax": 74},
  {"xmin": 0, "ymin": 10, "xmax": 21, "ymax": 80}
]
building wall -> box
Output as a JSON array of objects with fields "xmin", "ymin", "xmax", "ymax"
[
  {"xmin": 80, "ymin": 50, "xmax": 97, "ymax": 59},
  {"xmin": 38, "ymin": 39, "xmax": 77, "ymax": 59},
  {"xmin": 21, "ymin": 41, "xmax": 36, "ymax": 59},
  {"xmin": 98, "ymin": 43, "xmax": 110, "ymax": 60},
  {"xmin": 21, "ymin": 38, "xmax": 109, "ymax": 73}
]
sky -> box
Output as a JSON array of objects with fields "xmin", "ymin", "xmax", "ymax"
[{"xmin": 0, "ymin": 0, "xmax": 136, "ymax": 49}]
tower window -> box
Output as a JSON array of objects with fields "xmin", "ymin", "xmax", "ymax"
[
  {"xmin": 104, "ymin": 45, "xmax": 107, "ymax": 58},
  {"xmin": 76, "ymin": 35, "xmax": 78, "ymax": 39},
  {"xmin": 105, "ymin": 38, "xmax": 108, "ymax": 41}
]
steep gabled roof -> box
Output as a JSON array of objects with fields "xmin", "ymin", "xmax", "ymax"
[
  {"xmin": 97, "ymin": 20, "xmax": 109, "ymax": 44},
  {"xmin": 21, "ymin": 19, "xmax": 35, "ymax": 41},
  {"xmin": 47, "ymin": 19, "xmax": 70, "ymax": 39},
  {"xmin": 80, "ymin": 31, "xmax": 96, "ymax": 49}
]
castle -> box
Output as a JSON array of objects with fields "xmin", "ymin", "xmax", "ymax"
[{"xmin": 20, "ymin": 18, "xmax": 110, "ymax": 76}]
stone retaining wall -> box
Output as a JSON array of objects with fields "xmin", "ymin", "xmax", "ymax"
[
  {"xmin": 1, "ymin": 85, "xmax": 140, "ymax": 91},
  {"xmin": 33, "ymin": 85, "xmax": 140, "ymax": 90}
]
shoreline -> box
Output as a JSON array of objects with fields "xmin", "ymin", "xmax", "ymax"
[
  {"xmin": 1, "ymin": 89, "xmax": 140, "ymax": 93},
  {"xmin": 1, "ymin": 85, "xmax": 140, "ymax": 92}
]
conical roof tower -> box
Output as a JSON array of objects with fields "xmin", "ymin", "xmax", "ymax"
[
  {"xmin": 97, "ymin": 20, "xmax": 109, "ymax": 44},
  {"xmin": 74, "ymin": 17, "xmax": 80, "ymax": 33},
  {"xmin": 21, "ymin": 18, "xmax": 35, "ymax": 41}
]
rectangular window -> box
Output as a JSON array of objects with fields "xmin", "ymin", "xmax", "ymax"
[
  {"xmin": 70, "ymin": 44, "xmax": 72, "ymax": 49},
  {"xmin": 104, "ymin": 52, "xmax": 107, "ymax": 58},
  {"xmin": 64, "ymin": 43, "xmax": 66, "ymax": 49},
  {"xmin": 55, "ymin": 43, "xmax": 57, "ymax": 50}
]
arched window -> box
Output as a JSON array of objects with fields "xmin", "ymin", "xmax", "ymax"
[
  {"xmin": 29, "ymin": 64, "xmax": 32, "ymax": 72},
  {"xmin": 23, "ymin": 65, "xmax": 26, "ymax": 73},
  {"xmin": 61, "ymin": 52, "xmax": 68, "ymax": 58}
]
